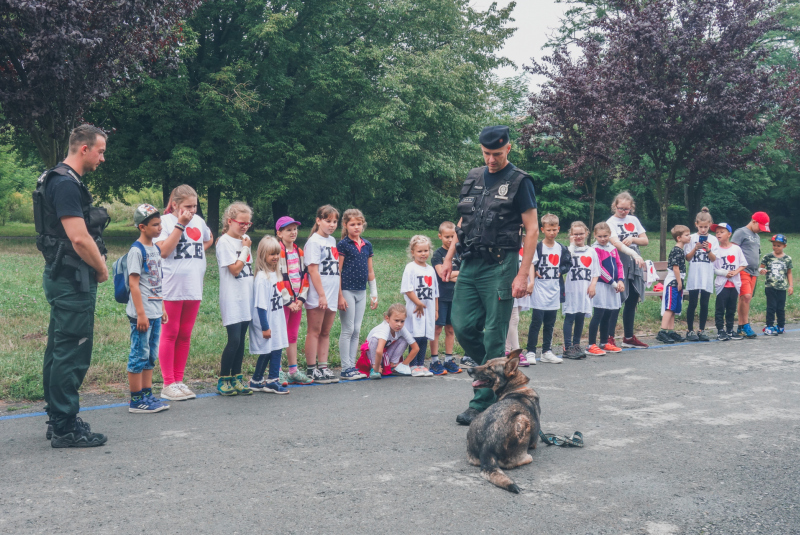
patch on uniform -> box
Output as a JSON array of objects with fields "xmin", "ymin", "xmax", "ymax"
[
  {"xmin": 463, "ymin": 197, "xmax": 475, "ymax": 203},
  {"xmin": 473, "ymin": 185, "xmax": 484, "ymax": 190},
  {"xmin": 498, "ymin": 183, "xmax": 509, "ymax": 196}
]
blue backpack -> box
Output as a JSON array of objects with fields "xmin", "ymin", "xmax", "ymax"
[{"xmin": 113, "ymin": 241, "xmax": 160, "ymax": 304}]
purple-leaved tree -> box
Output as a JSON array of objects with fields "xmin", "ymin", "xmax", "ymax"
[{"xmin": 0, "ymin": 0, "xmax": 200, "ymax": 167}]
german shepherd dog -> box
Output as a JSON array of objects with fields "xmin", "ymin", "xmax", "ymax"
[{"xmin": 466, "ymin": 349, "xmax": 541, "ymax": 493}]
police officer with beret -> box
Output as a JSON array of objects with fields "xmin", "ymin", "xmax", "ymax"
[
  {"xmin": 441, "ymin": 126, "xmax": 539, "ymax": 425},
  {"xmin": 34, "ymin": 125, "xmax": 111, "ymax": 447}
]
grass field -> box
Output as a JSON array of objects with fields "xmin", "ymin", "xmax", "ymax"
[{"xmin": 1, "ymin": 224, "xmax": 797, "ymax": 402}]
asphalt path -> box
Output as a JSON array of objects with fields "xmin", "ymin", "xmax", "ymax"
[{"xmin": 2, "ymin": 330, "xmax": 800, "ymax": 534}]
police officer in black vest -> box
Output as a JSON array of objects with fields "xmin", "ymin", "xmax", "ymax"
[
  {"xmin": 34, "ymin": 125, "xmax": 111, "ymax": 447},
  {"xmin": 441, "ymin": 126, "xmax": 539, "ymax": 425}
]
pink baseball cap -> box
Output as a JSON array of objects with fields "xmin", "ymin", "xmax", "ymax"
[
  {"xmin": 752, "ymin": 211, "xmax": 770, "ymax": 232},
  {"xmin": 275, "ymin": 216, "xmax": 301, "ymax": 232}
]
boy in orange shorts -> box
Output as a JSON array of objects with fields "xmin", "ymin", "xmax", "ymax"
[{"xmin": 731, "ymin": 212, "xmax": 770, "ymax": 338}]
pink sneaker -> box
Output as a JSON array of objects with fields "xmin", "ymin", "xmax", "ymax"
[{"xmin": 518, "ymin": 353, "xmax": 530, "ymax": 367}]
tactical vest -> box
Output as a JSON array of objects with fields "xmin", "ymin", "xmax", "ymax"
[
  {"xmin": 456, "ymin": 166, "xmax": 531, "ymax": 251},
  {"xmin": 32, "ymin": 164, "xmax": 110, "ymax": 265}
]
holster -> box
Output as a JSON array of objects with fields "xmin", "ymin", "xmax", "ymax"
[{"xmin": 61, "ymin": 255, "xmax": 92, "ymax": 293}]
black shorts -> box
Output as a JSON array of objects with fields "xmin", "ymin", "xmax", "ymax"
[{"xmin": 436, "ymin": 300, "xmax": 453, "ymax": 327}]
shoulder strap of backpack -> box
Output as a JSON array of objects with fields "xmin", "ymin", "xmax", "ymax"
[{"xmin": 132, "ymin": 241, "xmax": 150, "ymax": 274}]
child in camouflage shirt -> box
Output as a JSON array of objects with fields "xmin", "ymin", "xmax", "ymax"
[{"xmin": 759, "ymin": 234, "xmax": 793, "ymax": 335}]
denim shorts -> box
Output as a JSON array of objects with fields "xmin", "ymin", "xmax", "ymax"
[
  {"xmin": 436, "ymin": 300, "xmax": 453, "ymax": 327},
  {"xmin": 128, "ymin": 317, "xmax": 161, "ymax": 373}
]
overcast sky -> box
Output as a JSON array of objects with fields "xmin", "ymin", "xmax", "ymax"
[{"xmin": 470, "ymin": 0, "xmax": 569, "ymax": 87}]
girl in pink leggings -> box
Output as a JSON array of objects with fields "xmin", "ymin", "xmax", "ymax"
[
  {"xmin": 276, "ymin": 216, "xmax": 313, "ymax": 385},
  {"xmin": 155, "ymin": 185, "xmax": 213, "ymax": 401}
]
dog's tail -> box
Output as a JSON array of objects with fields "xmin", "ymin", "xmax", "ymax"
[{"xmin": 480, "ymin": 454, "xmax": 520, "ymax": 494}]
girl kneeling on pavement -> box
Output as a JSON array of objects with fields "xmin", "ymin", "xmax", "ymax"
[{"xmin": 356, "ymin": 304, "xmax": 420, "ymax": 379}]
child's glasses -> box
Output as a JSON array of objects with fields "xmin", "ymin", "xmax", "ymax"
[{"xmin": 231, "ymin": 220, "xmax": 252, "ymax": 228}]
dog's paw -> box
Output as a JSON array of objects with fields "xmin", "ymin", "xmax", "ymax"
[{"xmin": 508, "ymin": 483, "xmax": 521, "ymax": 494}]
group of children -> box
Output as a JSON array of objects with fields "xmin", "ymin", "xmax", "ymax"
[{"xmin": 121, "ymin": 186, "xmax": 793, "ymax": 413}]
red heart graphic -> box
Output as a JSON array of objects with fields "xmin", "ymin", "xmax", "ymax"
[
  {"xmin": 331, "ymin": 247, "xmax": 339, "ymax": 260},
  {"xmin": 580, "ymin": 256, "xmax": 592, "ymax": 268},
  {"xmin": 185, "ymin": 227, "xmax": 201, "ymax": 241},
  {"xmin": 727, "ymin": 255, "xmax": 735, "ymax": 264},
  {"xmin": 424, "ymin": 276, "xmax": 433, "ymax": 287},
  {"xmin": 624, "ymin": 222, "xmax": 635, "ymax": 232},
  {"xmin": 548, "ymin": 254, "xmax": 559, "ymax": 266},
  {"xmin": 519, "ymin": 248, "xmax": 524, "ymax": 257},
  {"xmin": 246, "ymin": 254, "xmax": 251, "ymax": 263}
]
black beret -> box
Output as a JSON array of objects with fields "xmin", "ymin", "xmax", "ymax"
[{"xmin": 479, "ymin": 126, "xmax": 510, "ymax": 150}]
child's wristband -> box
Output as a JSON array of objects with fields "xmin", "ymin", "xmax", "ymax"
[
  {"xmin": 174, "ymin": 223, "xmax": 186, "ymax": 232},
  {"xmin": 238, "ymin": 246, "xmax": 251, "ymax": 264},
  {"xmin": 369, "ymin": 279, "xmax": 378, "ymax": 298}
]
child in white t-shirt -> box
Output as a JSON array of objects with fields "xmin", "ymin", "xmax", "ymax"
[
  {"xmin": 303, "ymin": 205, "xmax": 341, "ymax": 384},
  {"xmin": 711, "ymin": 223, "xmax": 747, "ymax": 340},
  {"xmin": 356, "ymin": 304, "xmax": 421, "ymax": 379},
  {"xmin": 155, "ymin": 184, "xmax": 213, "ymax": 402},
  {"xmin": 525, "ymin": 214, "xmax": 570, "ymax": 364},
  {"xmin": 683, "ymin": 208, "xmax": 719, "ymax": 342},
  {"xmin": 401, "ymin": 235, "xmax": 438, "ymax": 377},
  {"xmin": 248, "ymin": 236, "xmax": 290, "ymax": 394},
  {"xmin": 215, "ymin": 202, "xmax": 255, "ymax": 396},
  {"xmin": 562, "ymin": 221, "xmax": 600, "ymax": 360}
]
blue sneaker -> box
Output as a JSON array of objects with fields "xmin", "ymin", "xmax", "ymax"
[
  {"xmin": 428, "ymin": 360, "xmax": 447, "ymax": 375},
  {"xmin": 340, "ymin": 367, "xmax": 365, "ymax": 381},
  {"xmin": 262, "ymin": 380, "xmax": 289, "ymax": 394},
  {"xmin": 442, "ymin": 360, "xmax": 462, "ymax": 374},
  {"xmin": 129, "ymin": 395, "xmax": 169, "ymax": 413},
  {"xmin": 460, "ymin": 356, "xmax": 478, "ymax": 368},
  {"xmin": 777, "ymin": 327, "xmax": 786, "ymax": 334},
  {"xmin": 369, "ymin": 369, "xmax": 382, "ymax": 380},
  {"xmin": 763, "ymin": 326, "xmax": 778, "ymax": 336},
  {"xmin": 741, "ymin": 323, "xmax": 757, "ymax": 339}
]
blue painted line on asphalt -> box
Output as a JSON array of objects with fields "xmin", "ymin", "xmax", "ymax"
[{"xmin": 3, "ymin": 328, "xmax": 796, "ymax": 422}]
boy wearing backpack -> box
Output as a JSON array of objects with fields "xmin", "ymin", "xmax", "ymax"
[
  {"xmin": 525, "ymin": 213, "xmax": 572, "ymax": 364},
  {"xmin": 126, "ymin": 204, "xmax": 169, "ymax": 413}
]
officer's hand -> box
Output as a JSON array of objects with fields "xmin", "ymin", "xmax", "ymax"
[
  {"xmin": 96, "ymin": 266, "xmax": 109, "ymax": 283},
  {"xmin": 441, "ymin": 259, "xmax": 452, "ymax": 282},
  {"xmin": 512, "ymin": 273, "xmax": 528, "ymax": 299},
  {"xmin": 137, "ymin": 315, "xmax": 149, "ymax": 332}
]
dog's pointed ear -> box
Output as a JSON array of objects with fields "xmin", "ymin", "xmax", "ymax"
[
  {"xmin": 505, "ymin": 354, "xmax": 519, "ymax": 375},
  {"xmin": 508, "ymin": 349, "xmax": 523, "ymax": 361}
]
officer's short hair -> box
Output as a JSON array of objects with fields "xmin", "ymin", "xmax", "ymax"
[
  {"xmin": 541, "ymin": 213, "xmax": 559, "ymax": 227},
  {"xmin": 69, "ymin": 125, "xmax": 107, "ymax": 153}
]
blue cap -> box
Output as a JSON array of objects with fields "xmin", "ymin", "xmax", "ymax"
[
  {"xmin": 772, "ymin": 233, "xmax": 787, "ymax": 244},
  {"xmin": 479, "ymin": 126, "xmax": 511, "ymax": 150},
  {"xmin": 710, "ymin": 222, "xmax": 732, "ymax": 233}
]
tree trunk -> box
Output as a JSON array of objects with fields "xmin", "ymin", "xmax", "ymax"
[
  {"xmin": 588, "ymin": 178, "xmax": 598, "ymax": 232},
  {"xmin": 684, "ymin": 180, "xmax": 704, "ymax": 227},
  {"xmin": 162, "ymin": 178, "xmax": 170, "ymax": 209},
  {"xmin": 659, "ymin": 199, "xmax": 669, "ymax": 261},
  {"xmin": 29, "ymin": 119, "xmax": 69, "ymax": 168},
  {"xmin": 272, "ymin": 199, "xmax": 289, "ymax": 223},
  {"xmin": 207, "ymin": 185, "xmax": 221, "ymax": 236}
]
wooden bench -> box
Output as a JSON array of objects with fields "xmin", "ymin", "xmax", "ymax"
[{"xmin": 643, "ymin": 261, "xmax": 690, "ymax": 299}]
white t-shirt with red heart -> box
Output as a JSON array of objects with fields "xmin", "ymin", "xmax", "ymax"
[
  {"xmin": 304, "ymin": 232, "xmax": 341, "ymax": 311},
  {"xmin": 684, "ymin": 233, "xmax": 720, "ymax": 293},
  {"xmin": 713, "ymin": 244, "xmax": 747, "ymax": 295},
  {"xmin": 216, "ymin": 233, "xmax": 254, "ymax": 326},
  {"xmin": 530, "ymin": 242, "xmax": 563, "ymax": 311},
  {"xmin": 607, "ymin": 215, "xmax": 646, "ymax": 243},
  {"xmin": 563, "ymin": 244, "xmax": 601, "ymax": 316},
  {"xmin": 401, "ymin": 261, "xmax": 439, "ymax": 340},
  {"xmin": 155, "ymin": 213, "xmax": 212, "ymax": 301}
]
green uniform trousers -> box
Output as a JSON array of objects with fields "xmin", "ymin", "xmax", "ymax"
[
  {"xmin": 42, "ymin": 264, "xmax": 97, "ymax": 429},
  {"xmin": 451, "ymin": 254, "xmax": 516, "ymax": 412}
]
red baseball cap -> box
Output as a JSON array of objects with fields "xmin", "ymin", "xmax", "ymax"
[{"xmin": 752, "ymin": 212, "xmax": 770, "ymax": 232}]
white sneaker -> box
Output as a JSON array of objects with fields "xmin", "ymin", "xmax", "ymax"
[
  {"xmin": 176, "ymin": 382, "xmax": 196, "ymax": 399},
  {"xmin": 160, "ymin": 383, "xmax": 191, "ymax": 401},
  {"xmin": 411, "ymin": 366, "xmax": 433, "ymax": 377},
  {"xmin": 525, "ymin": 351, "xmax": 537, "ymax": 365},
  {"xmin": 393, "ymin": 363, "xmax": 412, "ymax": 376},
  {"xmin": 539, "ymin": 350, "xmax": 563, "ymax": 364}
]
